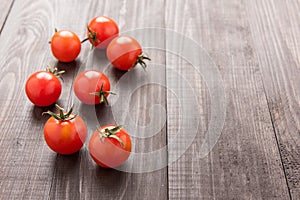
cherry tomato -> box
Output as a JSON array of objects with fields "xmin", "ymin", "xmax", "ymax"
[
  {"xmin": 89, "ymin": 124, "xmax": 132, "ymax": 168},
  {"xmin": 50, "ymin": 30, "xmax": 81, "ymax": 62},
  {"xmin": 25, "ymin": 67, "xmax": 63, "ymax": 107},
  {"xmin": 74, "ymin": 70, "xmax": 113, "ymax": 105},
  {"xmin": 106, "ymin": 35, "xmax": 150, "ymax": 71},
  {"xmin": 44, "ymin": 105, "xmax": 87, "ymax": 155},
  {"xmin": 87, "ymin": 16, "xmax": 119, "ymax": 49}
]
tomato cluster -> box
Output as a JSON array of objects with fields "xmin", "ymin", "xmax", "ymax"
[
  {"xmin": 49, "ymin": 16, "xmax": 150, "ymax": 70},
  {"xmin": 25, "ymin": 16, "xmax": 150, "ymax": 168}
]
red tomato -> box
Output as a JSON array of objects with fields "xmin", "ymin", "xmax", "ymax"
[
  {"xmin": 25, "ymin": 67, "xmax": 63, "ymax": 107},
  {"xmin": 89, "ymin": 124, "xmax": 132, "ymax": 168},
  {"xmin": 87, "ymin": 16, "xmax": 119, "ymax": 49},
  {"xmin": 50, "ymin": 30, "xmax": 81, "ymax": 62},
  {"xmin": 73, "ymin": 70, "xmax": 112, "ymax": 105},
  {"xmin": 106, "ymin": 35, "xmax": 150, "ymax": 71},
  {"xmin": 44, "ymin": 105, "xmax": 87, "ymax": 155}
]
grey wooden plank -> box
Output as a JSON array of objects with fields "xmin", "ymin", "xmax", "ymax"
[
  {"xmin": 247, "ymin": 0, "xmax": 300, "ymax": 199},
  {"xmin": 49, "ymin": 0, "xmax": 168, "ymax": 200},
  {"xmin": 0, "ymin": 0, "xmax": 68, "ymax": 199},
  {"xmin": 0, "ymin": 0, "xmax": 14, "ymax": 34},
  {"xmin": 165, "ymin": 0, "xmax": 291, "ymax": 199}
]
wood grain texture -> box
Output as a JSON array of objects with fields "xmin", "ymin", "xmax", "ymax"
[
  {"xmin": 247, "ymin": 1, "xmax": 300, "ymax": 199},
  {"xmin": 165, "ymin": 0, "xmax": 291, "ymax": 199},
  {"xmin": 0, "ymin": 0, "xmax": 60, "ymax": 199},
  {"xmin": 0, "ymin": 0, "xmax": 14, "ymax": 34},
  {"xmin": 0, "ymin": 0, "xmax": 299, "ymax": 199}
]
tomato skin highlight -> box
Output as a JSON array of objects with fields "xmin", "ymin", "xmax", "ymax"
[
  {"xmin": 87, "ymin": 16, "xmax": 119, "ymax": 49},
  {"xmin": 106, "ymin": 35, "xmax": 142, "ymax": 71},
  {"xmin": 73, "ymin": 70, "xmax": 111, "ymax": 105},
  {"xmin": 25, "ymin": 71, "xmax": 62, "ymax": 107},
  {"xmin": 88, "ymin": 124, "xmax": 132, "ymax": 168},
  {"xmin": 44, "ymin": 114, "xmax": 87, "ymax": 155},
  {"xmin": 50, "ymin": 30, "xmax": 81, "ymax": 62}
]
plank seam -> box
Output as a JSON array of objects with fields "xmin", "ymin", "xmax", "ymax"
[
  {"xmin": 0, "ymin": 0, "xmax": 16, "ymax": 35},
  {"xmin": 260, "ymin": 74, "xmax": 293, "ymax": 200},
  {"xmin": 245, "ymin": 1, "xmax": 293, "ymax": 198},
  {"xmin": 164, "ymin": 0, "xmax": 169, "ymax": 198}
]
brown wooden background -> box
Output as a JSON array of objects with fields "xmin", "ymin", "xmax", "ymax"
[{"xmin": 0, "ymin": 0, "xmax": 299, "ymax": 199}]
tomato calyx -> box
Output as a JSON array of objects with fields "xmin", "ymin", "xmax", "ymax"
[
  {"xmin": 81, "ymin": 26, "xmax": 100, "ymax": 48},
  {"xmin": 97, "ymin": 125, "xmax": 124, "ymax": 147},
  {"xmin": 46, "ymin": 65, "xmax": 65, "ymax": 78},
  {"xmin": 91, "ymin": 83, "xmax": 116, "ymax": 105},
  {"xmin": 43, "ymin": 104, "xmax": 77, "ymax": 121},
  {"xmin": 134, "ymin": 53, "xmax": 151, "ymax": 70}
]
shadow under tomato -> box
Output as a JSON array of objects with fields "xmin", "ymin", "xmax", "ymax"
[
  {"xmin": 53, "ymin": 151, "xmax": 82, "ymax": 179},
  {"xmin": 89, "ymin": 48, "xmax": 108, "ymax": 69},
  {"xmin": 54, "ymin": 60, "xmax": 81, "ymax": 79},
  {"xmin": 31, "ymin": 103, "xmax": 56, "ymax": 122},
  {"xmin": 49, "ymin": 151, "xmax": 82, "ymax": 198},
  {"xmin": 105, "ymin": 65, "xmax": 145, "ymax": 88},
  {"xmin": 78, "ymin": 103, "xmax": 116, "ymax": 129},
  {"xmin": 31, "ymin": 96, "xmax": 67, "ymax": 121},
  {"xmin": 57, "ymin": 151, "xmax": 81, "ymax": 163},
  {"xmin": 109, "ymin": 66, "xmax": 127, "ymax": 80},
  {"xmin": 94, "ymin": 165, "xmax": 126, "ymax": 189},
  {"xmin": 93, "ymin": 48, "xmax": 106, "ymax": 56}
]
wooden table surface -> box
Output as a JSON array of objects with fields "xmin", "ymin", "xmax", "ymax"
[{"xmin": 0, "ymin": 0, "xmax": 299, "ymax": 199}]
